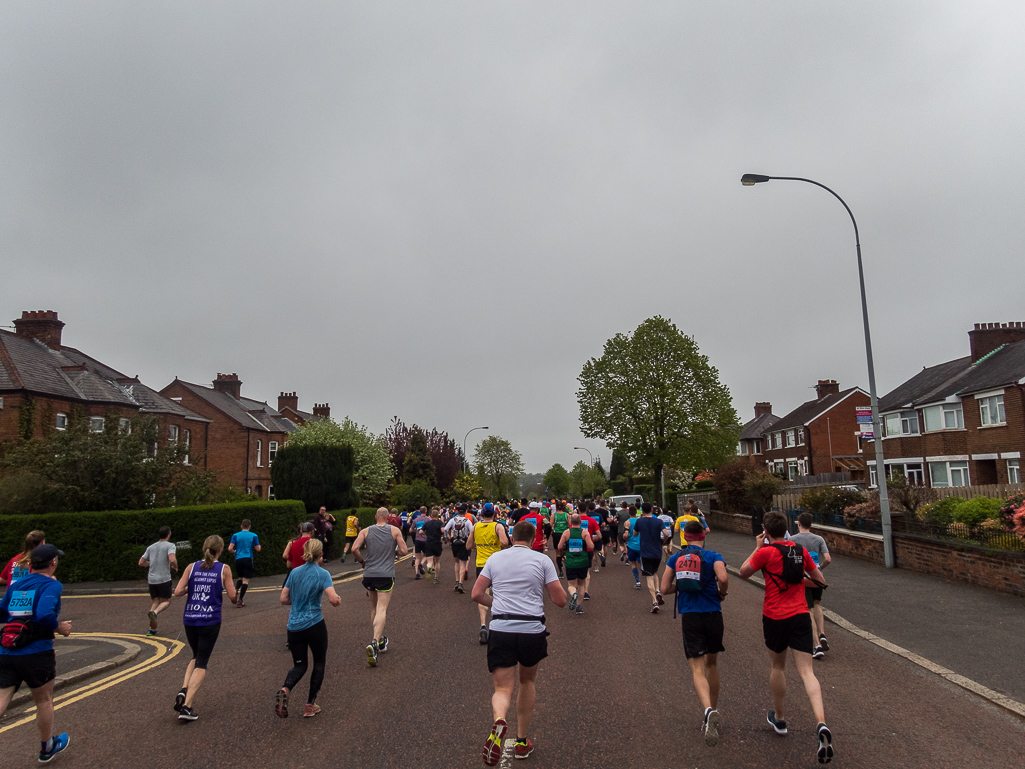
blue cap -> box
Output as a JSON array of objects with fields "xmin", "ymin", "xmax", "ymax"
[{"xmin": 483, "ymin": 502, "xmax": 494, "ymax": 513}]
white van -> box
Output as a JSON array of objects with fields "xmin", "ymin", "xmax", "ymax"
[{"xmin": 609, "ymin": 494, "xmax": 644, "ymax": 508}]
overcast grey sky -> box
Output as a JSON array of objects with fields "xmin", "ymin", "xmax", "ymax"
[{"xmin": 3, "ymin": 2, "xmax": 1022, "ymax": 473}]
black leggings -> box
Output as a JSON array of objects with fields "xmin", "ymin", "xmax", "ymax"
[
  {"xmin": 184, "ymin": 623, "xmax": 221, "ymax": 670},
  {"xmin": 283, "ymin": 620, "xmax": 328, "ymax": 704}
]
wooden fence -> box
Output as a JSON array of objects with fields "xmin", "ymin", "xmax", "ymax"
[{"xmin": 773, "ymin": 482, "xmax": 1025, "ymax": 512}]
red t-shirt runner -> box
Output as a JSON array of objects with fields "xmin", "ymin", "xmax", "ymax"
[
  {"xmin": 747, "ymin": 543, "xmax": 814, "ymax": 620},
  {"xmin": 288, "ymin": 536, "xmax": 312, "ymax": 568},
  {"xmin": 520, "ymin": 512, "xmax": 547, "ymax": 551}
]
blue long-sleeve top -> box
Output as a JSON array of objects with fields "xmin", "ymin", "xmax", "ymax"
[{"xmin": 0, "ymin": 572, "xmax": 63, "ymax": 655}]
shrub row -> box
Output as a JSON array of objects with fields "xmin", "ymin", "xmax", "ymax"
[
  {"xmin": 328, "ymin": 507, "xmax": 385, "ymax": 532},
  {"xmin": 0, "ymin": 501, "xmax": 306, "ymax": 584}
]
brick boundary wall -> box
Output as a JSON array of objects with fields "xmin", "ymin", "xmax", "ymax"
[{"xmin": 706, "ymin": 510, "xmax": 1025, "ymax": 596}]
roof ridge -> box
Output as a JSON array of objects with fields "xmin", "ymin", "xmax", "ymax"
[{"xmin": 971, "ymin": 343, "xmax": 1006, "ymax": 366}]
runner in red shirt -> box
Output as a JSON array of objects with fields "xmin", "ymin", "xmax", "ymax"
[
  {"xmin": 520, "ymin": 504, "xmax": 548, "ymax": 552},
  {"xmin": 739, "ymin": 510, "xmax": 833, "ymax": 764}
]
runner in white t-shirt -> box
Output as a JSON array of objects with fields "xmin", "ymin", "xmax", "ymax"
[{"xmin": 473, "ymin": 519, "xmax": 567, "ymax": 765}]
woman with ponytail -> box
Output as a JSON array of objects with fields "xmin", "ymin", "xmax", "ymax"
[
  {"xmin": 172, "ymin": 535, "xmax": 237, "ymax": 721},
  {"xmin": 274, "ymin": 538, "xmax": 340, "ymax": 719},
  {"xmin": 1, "ymin": 530, "xmax": 45, "ymax": 588}
]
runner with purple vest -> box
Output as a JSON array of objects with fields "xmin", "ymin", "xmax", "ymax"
[{"xmin": 172, "ymin": 535, "xmax": 236, "ymax": 722}]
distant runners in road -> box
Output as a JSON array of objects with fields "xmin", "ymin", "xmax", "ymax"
[
  {"xmin": 444, "ymin": 510, "xmax": 473, "ymax": 592},
  {"xmin": 139, "ymin": 527, "xmax": 178, "ymax": 635},
  {"xmin": 351, "ymin": 508, "xmax": 408, "ymax": 667},
  {"xmin": 228, "ymin": 520, "xmax": 260, "ymax": 608},
  {"xmin": 275, "ymin": 538, "xmax": 341, "ymax": 719},
  {"xmin": 739, "ymin": 511, "xmax": 833, "ymax": 764},
  {"xmin": 632, "ymin": 503, "xmax": 666, "ymax": 612},
  {"xmin": 473, "ymin": 520, "xmax": 567, "ymax": 765},
  {"xmin": 556, "ymin": 513, "xmax": 593, "ymax": 615},
  {"xmin": 173, "ymin": 535, "xmax": 237, "ymax": 722},
  {"xmin": 790, "ymin": 513, "xmax": 832, "ymax": 659},
  {"xmin": 465, "ymin": 503, "xmax": 509, "ymax": 645}
]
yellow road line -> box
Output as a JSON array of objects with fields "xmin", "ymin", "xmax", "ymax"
[
  {"xmin": 63, "ymin": 554, "xmax": 414, "ymax": 598},
  {"xmin": 0, "ymin": 632, "xmax": 185, "ymax": 734}
]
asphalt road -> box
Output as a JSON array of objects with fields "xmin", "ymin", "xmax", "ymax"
[{"xmin": 2, "ymin": 549, "xmax": 1023, "ymax": 769}]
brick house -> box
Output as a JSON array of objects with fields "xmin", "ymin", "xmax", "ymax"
[
  {"xmin": 160, "ymin": 374, "xmax": 303, "ymax": 499},
  {"xmin": 736, "ymin": 402, "xmax": 779, "ymax": 464},
  {"xmin": 760, "ymin": 380, "xmax": 870, "ymax": 481},
  {"xmin": 864, "ymin": 322, "xmax": 1025, "ymax": 488},
  {"xmin": 276, "ymin": 392, "xmax": 331, "ymax": 426},
  {"xmin": 0, "ymin": 310, "xmax": 210, "ymax": 462}
]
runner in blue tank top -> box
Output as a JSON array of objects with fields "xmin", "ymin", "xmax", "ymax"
[{"xmin": 172, "ymin": 535, "xmax": 236, "ymax": 722}]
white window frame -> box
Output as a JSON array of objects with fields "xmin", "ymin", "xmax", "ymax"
[
  {"xmin": 269, "ymin": 440, "xmax": 278, "ymax": 464},
  {"xmin": 55, "ymin": 412, "xmax": 68, "ymax": 431},
  {"xmin": 183, "ymin": 429, "xmax": 191, "ymax": 465},
  {"xmin": 168, "ymin": 424, "xmax": 179, "ymax": 446},
  {"xmin": 922, "ymin": 403, "xmax": 964, "ymax": 432},
  {"xmin": 978, "ymin": 394, "xmax": 1006, "ymax": 427},
  {"xmin": 1008, "ymin": 459, "xmax": 1020, "ymax": 484},
  {"xmin": 772, "ymin": 432, "xmax": 782, "ymax": 450},
  {"xmin": 89, "ymin": 416, "xmax": 105, "ymax": 434},
  {"xmin": 869, "ymin": 465, "xmax": 878, "ymax": 488},
  {"xmin": 929, "ymin": 460, "xmax": 969, "ymax": 488},
  {"xmin": 787, "ymin": 460, "xmax": 799, "ymax": 480},
  {"xmin": 753, "ymin": 439, "xmax": 762, "ymax": 455},
  {"xmin": 119, "ymin": 417, "xmax": 131, "ymax": 435},
  {"xmin": 256, "ymin": 439, "xmax": 263, "ymax": 467},
  {"xmin": 785, "ymin": 430, "xmax": 796, "ymax": 448},
  {"xmin": 268, "ymin": 485, "xmax": 276, "ymax": 500},
  {"xmin": 796, "ymin": 428, "xmax": 805, "ymax": 446}
]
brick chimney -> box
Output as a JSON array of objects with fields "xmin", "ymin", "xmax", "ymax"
[
  {"xmin": 313, "ymin": 403, "xmax": 330, "ymax": 418},
  {"xmin": 815, "ymin": 379, "xmax": 840, "ymax": 399},
  {"xmin": 754, "ymin": 402, "xmax": 773, "ymax": 418},
  {"xmin": 212, "ymin": 373, "xmax": 242, "ymax": 400},
  {"xmin": 278, "ymin": 392, "xmax": 298, "ymax": 413},
  {"xmin": 13, "ymin": 310, "xmax": 65, "ymax": 350},
  {"xmin": 969, "ymin": 322, "xmax": 1025, "ymax": 362}
]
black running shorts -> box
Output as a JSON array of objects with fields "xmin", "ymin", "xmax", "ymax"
[
  {"xmin": 0, "ymin": 650, "xmax": 56, "ymax": 692},
  {"xmin": 414, "ymin": 540, "xmax": 426, "ymax": 553},
  {"xmin": 565, "ymin": 567, "xmax": 589, "ymax": 581},
  {"xmin": 640, "ymin": 557, "xmax": 662, "ymax": 577},
  {"xmin": 234, "ymin": 558, "xmax": 255, "ymax": 580},
  {"xmin": 362, "ymin": 577, "xmax": 394, "ymax": 593},
  {"xmin": 805, "ymin": 587, "xmax": 824, "ymax": 608},
  {"xmin": 424, "ymin": 542, "xmax": 443, "ymax": 558},
  {"xmin": 680, "ymin": 611, "xmax": 725, "ymax": 659},
  {"xmin": 451, "ymin": 542, "xmax": 470, "ymax": 561},
  {"xmin": 148, "ymin": 580, "xmax": 173, "ymax": 600},
  {"xmin": 762, "ymin": 613, "xmax": 815, "ymax": 655},
  {"xmin": 486, "ymin": 630, "xmax": 548, "ymax": 672}
]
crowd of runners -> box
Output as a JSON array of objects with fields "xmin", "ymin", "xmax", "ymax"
[{"xmin": 0, "ymin": 497, "xmax": 835, "ymax": 765}]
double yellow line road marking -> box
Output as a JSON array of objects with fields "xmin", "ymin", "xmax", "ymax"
[{"xmin": 0, "ymin": 633, "xmax": 185, "ymax": 734}]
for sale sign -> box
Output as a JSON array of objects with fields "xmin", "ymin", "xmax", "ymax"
[{"xmin": 856, "ymin": 407, "xmax": 874, "ymax": 437}]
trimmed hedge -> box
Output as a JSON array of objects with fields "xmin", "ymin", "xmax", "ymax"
[
  {"xmin": 328, "ymin": 507, "xmax": 385, "ymax": 532},
  {"xmin": 0, "ymin": 501, "xmax": 307, "ymax": 584}
]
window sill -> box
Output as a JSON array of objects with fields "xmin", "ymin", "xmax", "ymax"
[{"xmin": 977, "ymin": 423, "xmax": 1007, "ymax": 430}]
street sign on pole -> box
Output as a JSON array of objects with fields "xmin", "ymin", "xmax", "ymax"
[{"xmin": 856, "ymin": 407, "xmax": 874, "ymax": 438}]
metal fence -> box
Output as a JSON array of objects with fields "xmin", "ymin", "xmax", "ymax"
[{"xmin": 781, "ymin": 509, "xmax": 883, "ymax": 535}]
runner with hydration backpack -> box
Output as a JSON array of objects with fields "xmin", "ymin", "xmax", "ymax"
[
  {"xmin": 739, "ymin": 511, "xmax": 833, "ymax": 764},
  {"xmin": 660, "ymin": 520, "xmax": 729, "ymax": 746},
  {"xmin": 550, "ymin": 502, "xmax": 570, "ymax": 577},
  {"xmin": 445, "ymin": 512, "xmax": 473, "ymax": 593}
]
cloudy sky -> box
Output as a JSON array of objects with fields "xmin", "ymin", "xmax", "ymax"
[{"xmin": 3, "ymin": 2, "xmax": 1022, "ymax": 473}]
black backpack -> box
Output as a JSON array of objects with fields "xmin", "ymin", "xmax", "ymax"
[{"xmin": 763, "ymin": 542, "xmax": 805, "ymax": 592}]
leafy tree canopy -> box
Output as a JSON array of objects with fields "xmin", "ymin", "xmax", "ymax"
[
  {"xmin": 474, "ymin": 435, "xmax": 524, "ymax": 499},
  {"xmin": 543, "ymin": 463, "xmax": 571, "ymax": 498},
  {"xmin": 577, "ymin": 316, "xmax": 739, "ymax": 495},
  {"xmin": 286, "ymin": 417, "xmax": 393, "ymax": 504},
  {"xmin": 403, "ymin": 428, "xmax": 437, "ymax": 487}
]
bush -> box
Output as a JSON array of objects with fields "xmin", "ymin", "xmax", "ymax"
[
  {"xmin": 843, "ymin": 499, "xmax": 880, "ymax": 529},
  {"xmin": 610, "ymin": 479, "xmax": 628, "ymax": 495},
  {"xmin": 743, "ymin": 473, "xmax": 782, "ymax": 510},
  {"xmin": 271, "ymin": 444, "xmax": 358, "ymax": 513},
  {"xmin": 999, "ymin": 493, "xmax": 1025, "ymax": 530},
  {"xmin": 693, "ymin": 479, "xmax": 716, "ymax": 491},
  {"xmin": 390, "ymin": 480, "xmax": 440, "ymax": 510},
  {"xmin": 633, "ymin": 484, "xmax": 655, "ymax": 503},
  {"xmin": 330, "ymin": 507, "xmax": 384, "ymax": 531},
  {"xmin": 953, "ymin": 496, "xmax": 1002, "ymax": 526},
  {"xmin": 800, "ymin": 487, "xmax": 866, "ymax": 516},
  {"xmin": 0, "ymin": 501, "xmax": 306, "ymax": 583},
  {"xmin": 713, "ymin": 461, "xmax": 753, "ymax": 513}
]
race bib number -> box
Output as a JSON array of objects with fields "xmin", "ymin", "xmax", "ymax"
[
  {"xmin": 810, "ymin": 551, "xmax": 820, "ymax": 566},
  {"xmin": 8, "ymin": 589, "xmax": 35, "ymax": 617},
  {"xmin": 568, "ymin": 539, "xmax": 583, "ymax": 553}
]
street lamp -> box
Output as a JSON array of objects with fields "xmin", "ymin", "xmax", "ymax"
[
  {"xmin": 740, "ymin": 173, "xmax": 895, "ymax": 568},
  {"xmin": 573, "ymin": 446, "xmax": 594, "ymax": 466},
  {"xmin": 463, "ymin": 426, "xmax": 489, "ymax": 473}
]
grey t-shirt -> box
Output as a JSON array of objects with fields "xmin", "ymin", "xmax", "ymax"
[
  {"xmin": 481, "ymin": 545, "xmax": 559, "ymax": 635},
  {"xmin": 143, "ymin": 540, "xmax": 176, "ymax": 584},
  {"xmin": 791, "ymin": 531, "xmax": 829, "ymax": 568},
  {"xmin": 363, "ymin": 524, "xmax": 398, "ymax": 579}
]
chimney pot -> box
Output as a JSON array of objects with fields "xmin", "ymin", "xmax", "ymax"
[
  {"xmin": 212, "ymin": 372, "xmax": 242, "ymax": 399},
  {"xmin": 969, "ymin": 322, "xmax": 1025, "ymax": 362},
  {"xmin": 13, "ymin": 310, "xmax": 65, "ymax": 350},
  {"xmin": 815, "ymin": 379, "xmax": 841, "ymax": 399}
]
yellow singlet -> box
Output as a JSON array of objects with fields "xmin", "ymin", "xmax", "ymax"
[{"xmin": 474, "ymin": 522, "xmax": 502, "ymax": 567}]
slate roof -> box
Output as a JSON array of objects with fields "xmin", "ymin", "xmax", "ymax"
[
  {"xmin": 740, "ymin": 412, "xmax": 779, "ymax": 441},
  {"xmin": 767, "ymin": 388, "xmax": 866, "ymax": 432},
  {"xmin": 879, "ymin": 340, "xmax": 1025, "ymax": 410},
  {"xmin": 173, "ymin": 379, "xmax": 297, "ymax": 433},
  {"xmin": 0, "ymin": 329, "xmax": 209, "ymax": 422}
]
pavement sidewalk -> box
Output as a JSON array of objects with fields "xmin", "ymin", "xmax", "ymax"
[{"xmin": 706, "ymin": 528, "xmax": 1025, "ymax": 703}]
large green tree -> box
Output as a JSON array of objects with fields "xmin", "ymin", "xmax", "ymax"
[
  {"xmin": 543, "ymin": 463, "xmax": 571, "ymax": 498},
  {"xmin": 577, "ymin": 315, "xmax": 739, "ymax": 497},
  {"xmin": 474, "ymin": 435, "xmax": 524, "ymax": 499},
  {"xmin": 285, "ymin": 417, "xmax": 394, "ymax": 504},
  {"xmin": 568, "ymin": 460, "xmax": 607, "ymax": 498},
  {"xmin": 403, "ymin": 427, "xmax": 437, "ymax": 486},
  {"xmin": 271, "ymin": 443, "xmax": 358, "ymax": 512}
]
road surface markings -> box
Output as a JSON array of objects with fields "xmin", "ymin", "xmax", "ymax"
[
  {"xmin": 726, "ymin": 566, "xmax": 1025, "ymax": 720},
  {"xmin": 0, "ymin": 632, "xmax": 185, "ymax": 734}
]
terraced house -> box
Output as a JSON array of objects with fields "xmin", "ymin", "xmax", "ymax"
[
  {"xmin": 0, "ymin": 310, "xmax": 210, "ymax": 460},
  {"xmin": 864, "ymin": 322, "xmax": 1025, "ymax": 489}
]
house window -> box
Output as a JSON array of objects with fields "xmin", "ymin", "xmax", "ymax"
[
  {"xmin": 787, "ymin": 460, "xmax": 799, "ymax": 480},
  {"xmin": 922, "ymin": 403, "xmax": 964, "ymax": 432},
  {"xmin": 183, "ymin": 429, "xmax": 191, "ymax": 465},
  {"xmin": 168, "ymin": 425, "xmax": 179, "ymax": 445},
  {"xmin": 885, "ymin": 411, "xmax": 921, "ymax": 437},
  {"xmin": 869, "ymin": 465, "xmax": 878, "ymax": 488},
  {"xmin": 1008, "ymin": 459, "xmax": 1020, "ymax": 484},
  {"xmin": 796, "ymin": 429, "xmax": 805, "ymax": 446},
  {"xmin": 979, "ymin": 394, "xmax": 1005, "ymax": 426},
  {"xmin": 929, "ymin": 460, "xmax": 969, "ymax": 488},
  {"xmin": 269, "ymin": 441, "xmax": 278, "ymax": 464},
  {"xmin": 256, "ymin": 440, "xmax": 263, "ymax": 467},
  {"xmin": 55, "ymin": 413, "xmax": 68, "ymax": 431},
  {"xmin": 119, "ymin": 418, "xmax": 131, "ymax": 434},
  {"xmin": 905, "ymin": 463, "xmax": 925, "ymax": 485},
  {"xmin": 772, "ymin": 432, "xmax": 782, "ymax": 450},
  {"xmin": 753, "ymin": 439, "xmax": 762, "ymax": 455},
  {"xmin": 785, "ymin": 430, "xmax": 796, "ymax": 448},
  {"xmin": 268, "ymin": 485, "xmax": 276, "ymax": 500},
  {"xmin": 89, "ymin": 416, "xmax": 105, "ymax": 433}
]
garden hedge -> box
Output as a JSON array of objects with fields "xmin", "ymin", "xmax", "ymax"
[
  {"xmin": 328, "ymin": 507, "xmax": 385, "ymax": 532},
  {"xmin": 0, "ymin": 500, "xmax": 307, "ymax": 584}
]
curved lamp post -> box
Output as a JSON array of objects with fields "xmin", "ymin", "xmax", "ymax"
[
  {"xmin": 740, "ymin": 173, "xmax": 894, "ymax": 568},
  {"xmin": 573, "ymin": 446, "xmax": 594, "ymax": 466},
  {"xmin": 463, "ymin": 426, "xmax": 489, "ymax": 473}
]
